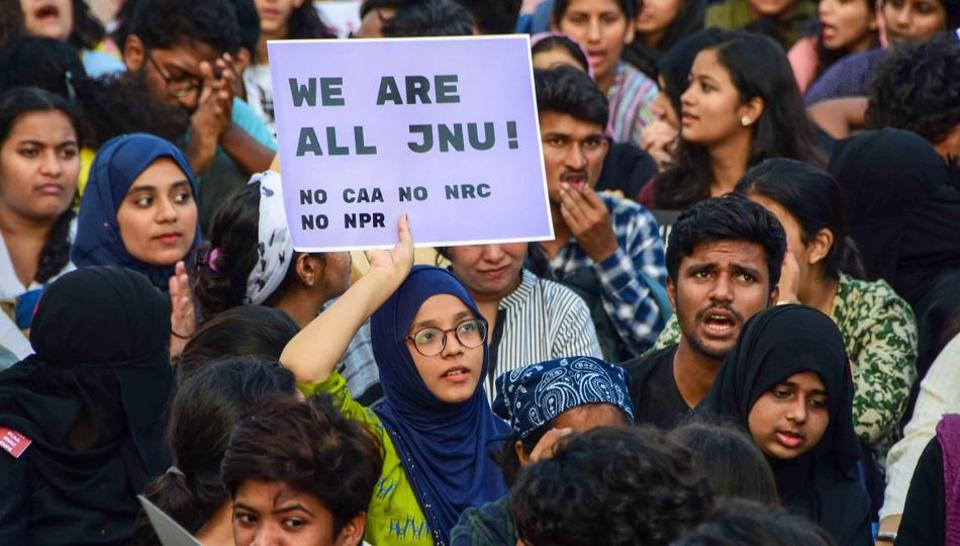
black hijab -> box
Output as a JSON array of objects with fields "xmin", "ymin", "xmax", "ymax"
[
  {"xmin": 699, "ymin": 305, "xmax": 869, "ymax": 543},
  {"xmin": 0, "ymin": 266, "xmax": 173, "ymax": 540},
  {"xmin": 828, "ymin": 129, "xmax": 960, "ymax": 308}
]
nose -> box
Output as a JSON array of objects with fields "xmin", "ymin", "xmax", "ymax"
[
  {"xmin": 893, "ymin": 5, "xmax": 911, "ymax": 26},
  {"xmin": 155, "ymin": 196, "xmax": 179, "ymax": 224},
  {"xmin": 441, "ymin": 329, "xmax": 466, "ymax": 357},
  {"xmin": 680, "ymin": 86, "xmax": 696, "ymax": 109},
  {"xmin": 707, "ymin": 273, "xmax": 734, "ymax": 303},
  {"xmin": 481, "ymin": 245, "xmax": 505, "ymax": 263},
  {"xmin": 586, "ymin": 18, "xmax": 602, "ymax": 42},
  {"xmin": 39, "ymin": 149, "xmax": 64, "ymax": 178},
  {"xmin": 250, "ymin": 528, "xmax": 282, "ymax": 546},
  {"xmin": 786, "ymin": 398, "xmax": 808, "ymax": 424},
  {"xmin": 564, "ymin": 143, "xmax": 589, "ymax": 170}
]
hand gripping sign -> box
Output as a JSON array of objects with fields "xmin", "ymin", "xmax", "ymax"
[{"xmin": 268, "ymin": 35, "xmax": 553, "ymax": 251}]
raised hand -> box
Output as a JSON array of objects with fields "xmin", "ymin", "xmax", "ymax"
[
  {"xmin": 559, "ymin": 183, "xmax": 619, "ymax": 263},
  {"xmin": 168, "ymin": 260, "xmax": 195, "ymax": 359},
  {"xmin": 365, "ymin": 213, "xmax": 414, "ymax": 290}
]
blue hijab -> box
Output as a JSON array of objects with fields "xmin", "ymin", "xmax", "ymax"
[
  {"xmin": 371, "ymin": 266, "xmax": 510, "ymax": 545},
  {"xmin": 72, "ymin": 134, "xmax": 199, "ymax": 291}
]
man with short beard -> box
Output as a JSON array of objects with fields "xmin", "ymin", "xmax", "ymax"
[
  {"xmin": 625, "ymin": 194, "xmax": 786, "ymax": 429},
  {"xmin": 529, "ymin": 67, "xmax": 667, "ymax": 361}
]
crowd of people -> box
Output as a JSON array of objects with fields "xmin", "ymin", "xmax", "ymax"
[{"xmin": 1, "ymin": 0, "xmax": 959, "ymax": 544}]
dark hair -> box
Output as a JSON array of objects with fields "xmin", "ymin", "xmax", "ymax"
[
  {"xmin": 673, "ymin": 498, "xmax": 836, "ymax": 546},
  {"xmin": 496, "ymin": 404, "xmax": 631, "ymax": 487},
  {"xmin": 534, "ymin": 66, "xmax": 609, "ymax": 127},
  {"xmin": 454, "ymin": 0, "xmax": 522, "ymax": 34},
  {"xmin": 665, "ymin": 194, "xmax": 786, "ymax": 289},
  {"xmin": 286, "ymin": 0, "xmax": 336, "ymax": 39},
  {"xmin": 176, "ymin": 305, "xmax": 300, "ymax": 381},
  {"xmin": 736, "ymin": 158, "xmax": 864, "ymax": 280},
  {"xmin": 623, "ymin": 0, "xmax": 707, "ymax": 79},
  {"xmin": 0, "ymin": 0, "xmax": 24, "ymax": 52},
  {"xmin": 654, "ymin": 28, "xmax": 731, "ymax": 122},
  {"xmin": 511, "ymin": 426, "xmax": 713, "ymax": 546},
  {"xmin": 0, "ymin": 37, "xmax": 87, "ymax": 99},
  {"xmin": 193, "ymin": 182, "xmax": 317, "ymax": 320},
  {"xmin": 668, "ymin": 416, "xmax": 779, "ymax": 505},
  {"xmin": 382, "ymin": 0, "xmax": 476, "ymax": 37},
  {"xmin": 222, "ymin": 395, "xmax": 384, "ymax": 534},
  {"xmin": 531, "ymin": 34, "xmax": 590, "ymax": 72},
  {"xmin": 653, "ymin": 32, "xmax": 822, "ymax": 210},
  {"xmin": 553, "ymin": 0, "xmax": 636, "ymax": 21},
  {"xmin": 0, "ymin": 87, "xmax": 81, "ymax": 285},
  {"xmin": 66, "ymin": 0, "xmax": 107, "ymax": 51},
  {"xmin": 866, "ymin": 33, "xmax": 960, "ymax": 145},
  {"xmin": 132, "ymin": 358, "xmax": 297, "ymax": 545},
  {"xmin": 231, "ymin": 0, "xmax": 260, "ymax": 53},
  {"xmin": 118, "ymin": 0, "xmax": 242, "ymax": 55}
]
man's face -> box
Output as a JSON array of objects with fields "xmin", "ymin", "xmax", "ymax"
[
  {"xmin": 539, "ymin": 111, "xmax": 609, "ymax": 208},
  {"xmin": 124, "ymin": 37, "xmax": 220, "ymax": 114},
  {"xmin": 669, "ymin": 239, "xmax": 777, "ymax": 361}
]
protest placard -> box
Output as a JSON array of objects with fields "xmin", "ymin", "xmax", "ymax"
[{"xmin": 268, "ymin": 35, "xmax": 552, "ymax": 251}]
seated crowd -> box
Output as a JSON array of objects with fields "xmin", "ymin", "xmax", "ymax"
[{"xmin": 2, "ymin": 0, "xmax": 960, "ymax": 545}]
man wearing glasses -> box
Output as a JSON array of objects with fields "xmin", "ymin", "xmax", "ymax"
[{"xmin": 118, "ymin": 0, "xmax": 277, "ymax": 234}]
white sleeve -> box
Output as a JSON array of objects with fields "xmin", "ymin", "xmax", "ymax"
[{"xmin": 880, "ymin": 333, "xmax": 960, "ymax": 519}]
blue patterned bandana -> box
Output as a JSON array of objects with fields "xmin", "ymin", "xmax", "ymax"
[{"xmin": 492, "ymin": 357, "xmax": 635, "ymax": 439}]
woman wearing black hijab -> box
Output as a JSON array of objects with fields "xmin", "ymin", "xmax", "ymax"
[
  {"xmin": 829, "ymin": 128, "xmax": 960, "ymax": 395},
  {"xmin": 700, "ymin": 304, "xmax": 871, "ymax": 546},
  {"xmin": 0, "ymin": 266, "xmax": 174, "ymax": 544}
]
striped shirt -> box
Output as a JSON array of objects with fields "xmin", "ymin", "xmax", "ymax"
[
  {"xmin": 606, "ymin": 62, "xmax": 660, "ymax": 146},
  {"xmin": 484, "ymin": 269, "xmax": 603, "ymax": 402}
]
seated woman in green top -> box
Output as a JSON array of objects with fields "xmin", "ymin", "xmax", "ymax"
[
  {"xmin": 655, "ymin": 158, "xmax": 917, "ymax": 466},
  {"xmin": 280, "ymin": 215, "xmax": 510, "ymax": 546}
]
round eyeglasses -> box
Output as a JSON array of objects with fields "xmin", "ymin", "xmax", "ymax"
[{"xmin": 407, "ymin": 319, "xmax": 487, "ymax": 357}]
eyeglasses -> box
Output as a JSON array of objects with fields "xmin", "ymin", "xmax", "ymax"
[
  {"xmin": 145, "ymin": 52, "xmax": 202, "ymax": 99},
  {"xmin": 407, "ymin": 319, "xmax": 487, "ymax": 357}
]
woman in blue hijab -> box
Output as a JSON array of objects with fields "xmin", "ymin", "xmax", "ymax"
[
  {"xmin": 282, "ymin": 216, "xmax": 510, "ymax": 546},
  {"xmin": 72, "ymin": 133, "xmax": 200, "ymax": 354}
]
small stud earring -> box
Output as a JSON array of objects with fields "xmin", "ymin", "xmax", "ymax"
[{"xmin": 741, "ymin": 116, "xmax": 752, "ymax": 127}]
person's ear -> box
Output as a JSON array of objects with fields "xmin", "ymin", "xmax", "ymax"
[
  {"xmin": 623, "ymin": 14, "xmax": 636, "ymax": 43},
  {"xmin": 738, "ymin": 96, "xmax": 765, "ymax": 128},
  {"xmin": 334, "ymin": 512, "xmax": 366, "ymax": 546},
  {"xmin": 296, "ymin": 254, "xmax": 328, "ymax": 288},
  {"xmin": 123, "ymin": 34, "xmax": 145, "ymax": 71},
  {"xmin": 293, "ymin": 0, "xmax": 305, "ymax": 7},
  {"xmin": 667, "ymin": 276, "xmax": 677, "ymax": 313},
  {"xmin": 807, "ymin": 228, "xmax": 834, "ymax": 267},
  {"xmin": 767, "ymin": 285, "xmax": 780, "ymax": 307},
  {"xmin": 514, "ymin": 440, "xmax": 531, "ymax": 466}
]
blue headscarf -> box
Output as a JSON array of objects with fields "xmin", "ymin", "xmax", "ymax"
[
  {"xmin": 371, "ymin": 266, "xmax": 510, "ymax": 545},
  {"xmin": 72, "ymin": 134, "xmax": 199, "ymax": 291},
  {"xmin": 493, "ymin": 356, "xmax": 634, "ymax": 439}
]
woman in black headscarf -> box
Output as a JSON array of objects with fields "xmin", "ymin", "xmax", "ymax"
[
  {"xmin": 828, "ymin": 128, "xmax": 960, "ymax": 394},
  {"xmin": 700, "ymin": 304, "xmax": 871, "ymax": 546},
  {"xmin": 0, "ymin": 266, "xmax": 174, "ymax": 545}
]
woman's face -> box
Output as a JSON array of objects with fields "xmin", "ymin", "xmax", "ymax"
[
  {"xmin": 532, "ymin": 47, "xmax": 587, "ymax": 72},
  {"xmin": 748, "ymin": 371, "xmax": 829, "ymax": 460},
  {"xmin": 652, "ymin": 75, "xmax": 680, "ymax": 128},
  {"xmin": 254, "ymin": 0, "xmax": 304, "ymax": 39},
  {"xmin": 406, "ymin": 294, "xmax": 485, "ymax": 403},
  {"xmin": 320, "ymin": 251, "xmax": 353, "ymax": 299},
  {"xmin": 881, "ymin": 0, "xmax": 947, "ymax": 46},
  {"xmin": 0, "ymin": 110, "xmax": 79, "ymax": 223},
  {"xmin": 115, "ymin": 158, "xmax": 197, "ymax": 267},
  {"xmin": 445, "ymin": 243, "xmax": 527, "ymax": 302},
  {"xmin": 554, "ymin": 0, "xmax": 635, "ymax": 82},
  {"xmin": 233, "ymin": 479, "xmax": 364, "ymax": 546},
  {"xmin": 635, "ymin": 0, "xmax": 683, "ymax": 45},
  {"xmin": 680, "ymin": 49, "xmax": 752, "ymax": 147},
  {"xmin": 20, "ymin": 0, "xmax": 73, "ymax": 42},
  {"xmin": 819, "ymin": 0, "xmax": 876, "ymax": 52}
]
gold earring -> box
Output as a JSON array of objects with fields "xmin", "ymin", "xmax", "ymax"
[{"xmin": 741, "ymin": 116, "xmax": 752, "ymax": 127}]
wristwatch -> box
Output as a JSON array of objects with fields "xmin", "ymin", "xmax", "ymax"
[{"xmin": 876, "ymin": 531, "xmax": 897, "ymax": 543}]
